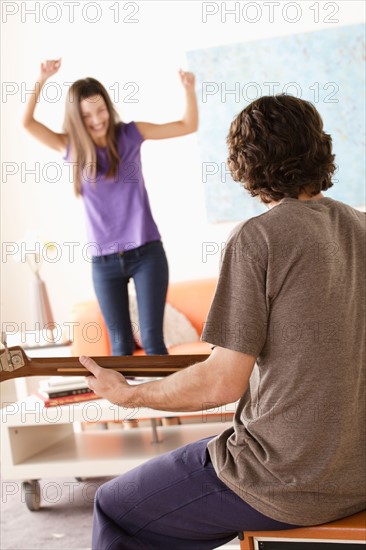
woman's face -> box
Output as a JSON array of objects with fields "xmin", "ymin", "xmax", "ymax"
[{"xmin": 80, "ymin": 94, "xmax": 110, "ymax": 141}]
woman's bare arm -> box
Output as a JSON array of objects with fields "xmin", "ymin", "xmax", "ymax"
[
  {"xmin": 136, "ymin": 70, "xmax": 198, "ymax": 140},
  {"xmin": 23, "ymin": 59, "xmax": 68, "ymax": 155}
]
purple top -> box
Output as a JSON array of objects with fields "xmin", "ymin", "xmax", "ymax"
[{"xmin": 64, "ymin": 122, "xmax": 161, "ymax": 256}]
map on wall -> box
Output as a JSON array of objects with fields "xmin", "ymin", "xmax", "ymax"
[{"xmin": 186, "ymin": 24, "xmax": 365, "ymax": 223}]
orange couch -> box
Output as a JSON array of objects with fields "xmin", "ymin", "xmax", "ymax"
[{"xmin": 70, "ymin": 278, "xmax": 218, "ymax": 357}]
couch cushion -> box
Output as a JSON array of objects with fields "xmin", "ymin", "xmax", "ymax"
[
  {"xmin": 168, "ymin": 341, "xmax": 213, "ymax": 355},
  {"xmin": 166, "ymin": 278, "xmax": 217, "ymax": 334},
  {"xmin": 70, "ymin": 300, "xmax": 111, "ymax": 356},
  {"xmin": 134, "ymin": 341, "xmax": 211, "ymax": 355},
  {"xmin": 129, "ymin": 294, "xmax": 199, "ymax": 348}
]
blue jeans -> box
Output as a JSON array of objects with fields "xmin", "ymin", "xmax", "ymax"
[
  {"xmin": 92, "ymin": 240, "xmax": 169, "ymax": 355},
  {"xmin": 92, "ymin": 437, "xmax": 299, "ymax": 549}
]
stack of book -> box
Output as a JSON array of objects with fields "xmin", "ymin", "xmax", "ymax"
[{"xmin": 36, "ymin": 376, "xmax": 100, "ymax": 407}]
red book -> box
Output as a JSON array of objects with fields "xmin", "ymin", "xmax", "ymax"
[{"xmin": 36, "ymin": 391, "xmax": 101, "ymax": 407}]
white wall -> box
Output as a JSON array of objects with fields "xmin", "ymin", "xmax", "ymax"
[{"xmin": 1, "ymin": 1, "xmax": 365, "ymax": 337}]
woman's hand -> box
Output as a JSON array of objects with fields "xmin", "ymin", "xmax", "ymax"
[
  {"xmin": 179, "ymin": 69, "xmax": 195, "ymax": 91},
  {"xmin": 79, "ymin": 356, "xmax": 135, "ymax": 406},
  {"xmin": 39, "ymin": 58, "xmax": 62, "ymax": 82}
]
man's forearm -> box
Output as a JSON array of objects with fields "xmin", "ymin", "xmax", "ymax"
[
  {"xmin": 81, "ymin": 347, "xmax": 255, "ymax": 412},
  {"xmin": 126, "ymin": 359, "xmax": 221, "ymax": 412}
]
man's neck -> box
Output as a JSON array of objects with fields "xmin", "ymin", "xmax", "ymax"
[{"xmin": 267, "ymin": 192, "xmax": 325, "ymax": 210}]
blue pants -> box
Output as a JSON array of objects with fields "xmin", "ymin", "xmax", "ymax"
[
  {"xmin": 92, "ymin": 437, "xmax": 298, "ymax": 549},
  {"xmin": 92, "ymin": 240, "xmax": 169, "ymax": 355}
]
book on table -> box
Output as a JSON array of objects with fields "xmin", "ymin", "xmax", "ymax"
[
  {"xmin": 36, "ymin": 376, "xmax": 99, "ymax": 406},
  {"xmin": 35, "ymin": 390, "xmax": 101, "ymax": 407},
  {"xmin": 40, "ymin": 383, "xmax": 92, "ymax": 398}
]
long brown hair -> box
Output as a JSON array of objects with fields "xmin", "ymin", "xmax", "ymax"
[
  {"xmin": 227, "ymin": 94, "xmax": 336, "ymax": 203},
  {"xmin": 63, "ymin": 78, "xmax": 121, "ymax": 196}
]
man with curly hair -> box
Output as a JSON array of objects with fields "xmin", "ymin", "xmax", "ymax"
[{"xmin": 81, "ymin": 95, "xmax": 365, "ymax": 550}]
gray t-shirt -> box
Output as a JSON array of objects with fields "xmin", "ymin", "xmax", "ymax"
[{"xmin": 201, "ymin": 197, "xmax": 365, "ymax": 526}]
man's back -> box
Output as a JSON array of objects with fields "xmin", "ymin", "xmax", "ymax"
[{"xmin": 203, "ymin": 197, "xmax": 366, "ymax": 525}]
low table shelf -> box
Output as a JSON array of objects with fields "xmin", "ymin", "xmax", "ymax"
[{"xmin": 1, "ymin": 395, "xmax": 234, "ymax": 510}]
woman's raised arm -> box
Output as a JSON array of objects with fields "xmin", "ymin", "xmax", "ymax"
[
  {"xmin": 23, "ymin": 59, "xmax": 68, "ymax": 155},
  {"xmin": 136, "ymin": 70, "xmax": 198, "ymax": 140}
]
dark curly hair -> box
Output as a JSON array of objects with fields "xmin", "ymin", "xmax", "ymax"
[{"xmin": 227, "ymin": 94, "xmax": 336, "ymax": 203}]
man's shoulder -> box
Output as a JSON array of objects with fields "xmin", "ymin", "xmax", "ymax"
[
  {"xmin": 230, "ymin": 197, "xmax": 364, "ymax": 244},
  {"xmin": 228, "ymin": 207, "xmax": 286, "ymax": 244}
]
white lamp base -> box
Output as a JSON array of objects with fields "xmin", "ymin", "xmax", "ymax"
[{"xmin": 31, "ymin": 276, "xmax": 56, "ymax": 343}]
